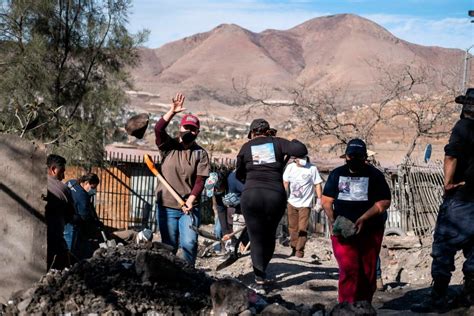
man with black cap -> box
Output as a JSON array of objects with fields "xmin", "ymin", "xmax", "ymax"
[
  {"xmin": 236, "ymin": 118, "xmax": 307, "ymax": 294},
  {"xmin": 321, "ymin": 138, "xmax": 391, "ymax": 304},
  {"xmin": 412, "ymin": 90, "xmax": 474, "ymax": 312}
]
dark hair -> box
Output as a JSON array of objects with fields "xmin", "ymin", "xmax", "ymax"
[
  {"xmin": 266, "ymin": 128, "xmax": 277, "ymax": 136},
  {"xmin": 78, "ymin": 173, "xmax": 100, "ymax": 185},
  {"xmin": 46, "ymin": 154, "xmax": 66, "ymax": 168},
  {"xmin": 294, "ymin": 155, "xmax": 310, "ymax": 163}
]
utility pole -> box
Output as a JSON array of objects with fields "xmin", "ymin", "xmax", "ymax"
[
  {"xmin": 461, "ymin": 11, "xmax": 474, "ymax": 92},
  {"xmin": 462, "ymin": 45, "xmax": 474, "ymax": 92}
]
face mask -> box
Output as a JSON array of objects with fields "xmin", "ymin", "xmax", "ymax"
[
  {"xmin": 346, "ymin": 158, "xmax": 365, "ymax": 172},
  {"xmin": 88, "ymin": 188, "xmax": 97, "ymax": 196},
  {"xmin": 181, "ymin": 131, "xmax": 197, "ymax": 144},
  {"xmin": 297, "ymin": 159, "xmax": 307, "ymax": 166}
]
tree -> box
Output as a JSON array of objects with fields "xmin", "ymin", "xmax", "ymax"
[
  {"xmin": 232, "ymin": 62, "xmax": 460, "ymax": 157},
  {"xmin": 378, "ymin": 65, "xmax": 459, "ymax": 157},
  {"xmin": 0, "ymin": 0, "xmax": 148, "ymax": 166}
]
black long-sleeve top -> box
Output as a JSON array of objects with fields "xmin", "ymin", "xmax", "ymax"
[{"xmin": 236, "ymin": 136, "xmax": 307, "ymax": 193}]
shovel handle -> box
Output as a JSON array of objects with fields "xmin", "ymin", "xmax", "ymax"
[
  {"xmin": 144, "ymin": 154, "xmax": 186, "ymax": 207},
  {"xmin": 101, "ymin": 230, "xmax": 107, "ymax": 242}
]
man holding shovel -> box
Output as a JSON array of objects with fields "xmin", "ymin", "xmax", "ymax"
[{"xmin": 154, "ymin": 93, "xmax": 210, "ymax": 266}]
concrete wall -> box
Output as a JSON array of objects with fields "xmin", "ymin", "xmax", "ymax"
[{"xmin": 0, "ymin": 135, "xmax": 47, "ymax": 303}]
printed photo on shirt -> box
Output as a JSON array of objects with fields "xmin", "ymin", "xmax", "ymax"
[
  {"xmin": 251, "ymin": 143, "xmax": 276, "ymax": 165},
  {"xmin": 290, "ymin": 183, "xmax": 304, "ymax": 198},
  {"xmin": 337, "ymin": 176, "xmax": 369, "ymax": 201}
]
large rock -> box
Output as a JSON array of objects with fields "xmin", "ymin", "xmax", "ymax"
[
  {"xmin": 135, "ymin": 250, "xmax": 189, "ymax": 283},
  {"xmin": 332, "ymin": 216, "xmax": 356, "ymax": 239},
  {"xmin": 261, "ymin": 303, "xmax": 298, "ymax": 315},
  {"xmin": 210, "ymin": 279, "xmax": 251, "ymax": 315}
]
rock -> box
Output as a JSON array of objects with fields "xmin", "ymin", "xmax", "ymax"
[
  {"xmin": 210, "ymin": 279, "xmax": 251, "ymax": 315},
  {"xmin": 330, "ymin": 301, "xmax": 376, "ymax": 316},
  {"xmin": 135, "ymin": 250, "xmax": 187, "ymax": 283},
  {"xmin": 125, "ymin": 113, "xmax": 149, "ymax": 139},
  {"xmin": 332, "ymin": 216, "xmax": 356, "ymax": 238},
  {"xmin": 17, "ymin": 296, "xmax": 32, "ymax": 314},
  {"xmin": 238, "ymin": 309, "xmax": 253, "ymax": 316},
  {"xmin": 261, "ymin": 303, "xmax": 298, "ymax": 315}
]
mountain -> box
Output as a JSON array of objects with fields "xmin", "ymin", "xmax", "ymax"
[{"xmin": 130, "ymin": 14, "xmax": 465, "ymax": 113}]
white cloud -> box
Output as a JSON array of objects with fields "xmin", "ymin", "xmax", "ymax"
[{"xmin": 365, "ymin": 14, "xmax": 473, "ymax": 49}]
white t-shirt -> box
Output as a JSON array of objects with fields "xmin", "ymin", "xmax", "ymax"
[{"xmin": 283, "ymin": 162, "xmax": 323, "ymax": 208}]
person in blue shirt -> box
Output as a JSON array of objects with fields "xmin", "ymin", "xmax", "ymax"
[{"xmin": 64, "ymin": 173, "xmax": 101, "ymax": 260}]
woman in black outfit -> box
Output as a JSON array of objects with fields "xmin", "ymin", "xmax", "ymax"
[{"xmin": 236, "ymin": 118, "xmax": 307, "ymax": 292}]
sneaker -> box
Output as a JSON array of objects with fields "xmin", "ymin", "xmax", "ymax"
[
  {"xmin": 376, "ymin": 277, "xmax": 384, "ymax": 291},
  {"xmin": 248, "ymin": 282, "xmax": 266, "ymax": 295}
]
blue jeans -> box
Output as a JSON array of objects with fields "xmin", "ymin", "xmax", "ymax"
[
  {"xmin": 64, "ymin": 223, "xmax": 76, "ymax": 251},
  {"xmin": 432, "ymin": 197, "xmax": 474, "ymax": 279},
  {"xmin": 214, "ymin": 216, "xmax": 222, "ymax": 251},
  {"xmin": 157, "ymin": 205, "xmax": 200, "ymax": 266}
]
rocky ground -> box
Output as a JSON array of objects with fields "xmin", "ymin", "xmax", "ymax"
[
  {"xmin": 1, "ymin": 231, "xmax": 472, "ymax": 315},
  {"xmin": 197, "ymin": 230, "xmax": 472, "ymax": 315}
]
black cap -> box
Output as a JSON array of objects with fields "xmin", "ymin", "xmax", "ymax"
[
  {"xmin": 456, "ymin": 88, "xmax": 474, "ymax": 119},
  {"xmin": 345, "ymin": 138, "xmax": 367, "ymax": 156},
  {"xmin": 247, "ymin": 118, "xmax": 270, "ymax": 139}
]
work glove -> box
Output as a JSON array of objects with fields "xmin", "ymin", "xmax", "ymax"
[{"xmin": 313, "ymin": 198, "xmax": 322, "ymax": 212}]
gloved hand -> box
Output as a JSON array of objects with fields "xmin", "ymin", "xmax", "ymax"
[{"xmin": 313, "ymin": 198, "xmax": 322, "ymax": 212}]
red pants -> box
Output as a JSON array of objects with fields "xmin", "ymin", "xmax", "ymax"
[{"xmin": 331, "ymin": 228, "xmax": 384, "ymax": 303}]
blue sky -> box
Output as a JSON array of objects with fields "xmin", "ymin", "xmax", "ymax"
[{"xmin": 128, "ymin": 0, "xmax": 474, "ymax": 50}]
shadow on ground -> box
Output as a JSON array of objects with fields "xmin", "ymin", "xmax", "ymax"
[{"xmin": 379, "ymin": 285, "xmax": 469, "ymax": 314}]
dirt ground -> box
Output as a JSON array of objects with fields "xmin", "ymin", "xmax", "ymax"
[
  {"xmin": 196, "ymin": 229, "xmax": 472, "ymax": 315},
  {"xmin": 2, "ymin": 230, "xmax": 472, "ymax": 315}
]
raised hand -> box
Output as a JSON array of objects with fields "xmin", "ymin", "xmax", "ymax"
[{"xmin": 171, "ymin": 93, "xmax": 186, "ymax": 114}]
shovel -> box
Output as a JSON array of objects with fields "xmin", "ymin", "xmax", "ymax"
[
  {"xmin": 144, "ymin": 154, "xmax": 217, "ymax": 239},
  {"xmin": 215, "ymin": 227, "xmax": 251, "ymax": 271}
]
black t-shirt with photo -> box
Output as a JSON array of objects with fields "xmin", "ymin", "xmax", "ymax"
[{"xmin": 323, "ymin": 164, "xmax": 391, "ymax": 229}]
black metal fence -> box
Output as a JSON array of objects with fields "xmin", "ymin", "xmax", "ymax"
[{"xmin": 67, "ymin": 153, "xmax": 238, "ymax": 231}]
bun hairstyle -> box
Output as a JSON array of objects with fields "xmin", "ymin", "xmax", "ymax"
[
  {"xmin": 265, "ymin": 128, "xmax": 277, "ymax": 136},
  {"xmin": 78, "ymin": 173, "xmax": 100, "ymax": 185},
  {"xmin": 248, "ymin": 118, "xmax": 270, "ymax": 139}
]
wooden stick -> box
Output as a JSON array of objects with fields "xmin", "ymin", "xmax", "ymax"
[{"xmin": 144, "ymin": 154, "xmax": 185, "ymax": 207}]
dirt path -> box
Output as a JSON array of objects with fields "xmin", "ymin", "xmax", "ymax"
[{"xmin": 196, "ymin": 235, "xmax": 473, "ymax": 315}]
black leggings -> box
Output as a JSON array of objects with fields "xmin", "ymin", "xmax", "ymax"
[{"xmin": 241, "ymin": 188, "xmax": 286, "ymax": 280}]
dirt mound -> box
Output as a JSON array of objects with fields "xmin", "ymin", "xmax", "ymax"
[{"xmin": 3, "ymin": 243, "xmax": 214, "ymax": 315}]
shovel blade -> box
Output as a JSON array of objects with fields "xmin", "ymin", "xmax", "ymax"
[
  {"xmin": 215, "ymin": 254, "xmax": 239, "ymax": 271},
  {"xmin": 189, "ymin": 225, "xmax": 220, "ymax": 241}
]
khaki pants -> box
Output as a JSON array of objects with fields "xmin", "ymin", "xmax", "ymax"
[{"xmin": 287, "ymin": 203, "xmax": 310, "ymax": 257}]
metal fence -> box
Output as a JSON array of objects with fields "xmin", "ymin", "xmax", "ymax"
[
  {"xmin": 69, "ymin": 153, "xmax": 444, "ymax": 237},
  {"xmin": 387, "ymin": 157, "xmax": 444, "ymax": 236},
  {"xmin": 68, "ymin": 153, "xmax": 237, "ymax": 231}
]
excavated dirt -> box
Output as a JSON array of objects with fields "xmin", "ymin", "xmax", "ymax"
[{"xmin": 3, "ymin": 242, "xmax": 214, "ymax": 315}]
